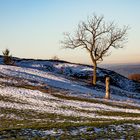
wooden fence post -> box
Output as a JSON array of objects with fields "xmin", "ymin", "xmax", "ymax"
[{"xmin": 105, "ymin": 77, "xmax": 110, "ymax": 99}]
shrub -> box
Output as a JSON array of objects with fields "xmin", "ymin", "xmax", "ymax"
[
  {"xmin": 52, "ymin": 55, "xmax": 59, "ymax": 60},
  {"xmin": 128, "ymin": 74, "xmax": 140, "ymax": 82},
  {"xmin": 2, "ymin": 49, "xmax": 14, "ymax": 65}
]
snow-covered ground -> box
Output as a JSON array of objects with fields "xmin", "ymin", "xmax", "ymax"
[
  {"xmin": 0, "ymin": 59, "xmax": 140, "ymax": 138},
  {"xmin": 0, "ymin": 85, "xmax": 140, "ymax": 121},
  {"xmin": 0, "ymin": 62, "xmax": 139, "ymax": 102}
]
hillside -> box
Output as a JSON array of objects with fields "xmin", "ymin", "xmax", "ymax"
[{"xmin": 0, "ymin": 57, "xmax": 140, "ymax": 139}]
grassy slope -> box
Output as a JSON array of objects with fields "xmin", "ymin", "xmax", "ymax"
[
  {"xmin": 0, "ymin": 84, "xmax": 140, "ymax": 130},
  {"xmin": 0, "ymin": 63, "xmax": 140, "ymax": 139},
  {"xmin": 1, "ymin": 90, "xmax": 140, "ymax": 139}
]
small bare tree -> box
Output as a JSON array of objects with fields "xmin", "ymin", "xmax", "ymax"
[
  {"xmin": 2, "ymin": 49, "xmax": 14, "ymax": 65},
  {"xmin": 61, "ymin": 14, "xmax": 128, "ymax": 85}
]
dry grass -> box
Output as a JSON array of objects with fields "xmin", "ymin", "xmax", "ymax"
[{"xmin": 128, "ymin": 74, "xmax": 140, "ymax": 82}]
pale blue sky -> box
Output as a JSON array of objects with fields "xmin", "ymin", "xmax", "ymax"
[{"xmin": 0, "ymin": 0, "xmax": 140, "ymax": 64}]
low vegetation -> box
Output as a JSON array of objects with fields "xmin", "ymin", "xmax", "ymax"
[
  {"xmin": 2, "ymin": 49, "xmax": 14, "ymax": 65},
  {"xmin": 128, "ymin": 73, "xmax": 140, "ymax": 82}
]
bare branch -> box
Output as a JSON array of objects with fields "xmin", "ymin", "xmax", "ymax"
[{"xmin": 61, "ymin": 14, "xmax": 128, "ymax": 64}]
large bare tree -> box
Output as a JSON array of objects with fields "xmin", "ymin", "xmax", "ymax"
[{"xmin": 61, "ymin": 14, "xmax": 128, "ymax": 85}]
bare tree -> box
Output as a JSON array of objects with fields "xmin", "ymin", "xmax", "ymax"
[{"xmin": 61, "ymin": 14, "xmax": 128, "ymax": 85}]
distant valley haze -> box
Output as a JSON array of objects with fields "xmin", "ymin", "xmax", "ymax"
[{"xmin": 100, "ymin": 63, "xmax": 140, "ymax": 77}]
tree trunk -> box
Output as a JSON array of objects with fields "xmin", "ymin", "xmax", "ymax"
[{"xmin": 92, "ymin": 62, "xmax": 97, "ymax": 85}]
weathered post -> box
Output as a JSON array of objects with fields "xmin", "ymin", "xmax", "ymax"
[{"xmin": 105, "ymin": 77, "xmax": 110, "ymax": 99}]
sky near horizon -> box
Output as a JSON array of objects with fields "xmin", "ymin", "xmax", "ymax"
[{"xmin": 0, "ymin": 0, "xmax": 140, "ymax": 65}]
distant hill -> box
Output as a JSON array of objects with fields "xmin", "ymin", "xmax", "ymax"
[{"xmin": 101, "ymin": 63, "xmax": 140, "ymax": 77}]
